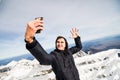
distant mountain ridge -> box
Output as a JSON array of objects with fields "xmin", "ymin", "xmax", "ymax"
[
  {"xmin": 82, "ymin": 35, "xmax": 120, "ymax": 54},
  {"xmin": 0, "ymin": 54, "xmax": 34, "ymax": 65}
]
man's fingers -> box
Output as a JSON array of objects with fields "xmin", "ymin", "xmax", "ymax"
[
  {"xmin": 72, "ymin": 28, "xmax": 79, "ymax": 32},
  {"xmin": 75, "ymin": 28, "xmax": 79, "ymax": 32},
  {"xmin": 34, "ymin": 21, "xmax": 43, "ymax": 27},
  {"xmin": 36, "ymin": 26, "xmax": 44, "ymax": 31},
  {"xmin": 70, "ymin": 30, "xmax": 73, "ymax": 34},
  {"xmin": 71, "ymin": 28, "xmax": 79, "ymax": 33},
  {"xmin": 27, "ymin": 20, "xmax": 44, "ymax": 31}
]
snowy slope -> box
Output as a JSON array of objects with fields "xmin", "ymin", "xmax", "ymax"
[{"xmin": 0, "ymin": 49, "xmax": 120, "ymax": 80}]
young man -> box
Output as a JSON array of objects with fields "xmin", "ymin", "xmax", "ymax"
[{"xmin": 24, "ymin": 18, "xmax": 82, "ymax": 80}]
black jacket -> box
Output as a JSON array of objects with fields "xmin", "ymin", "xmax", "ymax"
[{"xmin": 26, "ymin": 36, "xmax": 82, "ymax": 80}]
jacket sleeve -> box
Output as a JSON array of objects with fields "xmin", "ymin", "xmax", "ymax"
[
  {"xmin": 69, "ymin": 36, "xmax": 82, "ymax": 54},
  {"xmin": 25, "ymin": 38, "xmax": 53, "ymax": 65}
]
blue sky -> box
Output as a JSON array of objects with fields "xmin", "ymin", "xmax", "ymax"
[{"xmin": 0, "ymin": 0, "xmax": 120, "ymax": 59}]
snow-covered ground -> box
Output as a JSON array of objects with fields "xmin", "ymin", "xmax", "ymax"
[{"xmin": 0, "ymin": 49, "xmax": 120, "ymax": 80}]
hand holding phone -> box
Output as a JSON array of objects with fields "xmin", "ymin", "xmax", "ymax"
[{"xmin": 35, "ymin": 17, "xmax": 43, "ymax": 33}]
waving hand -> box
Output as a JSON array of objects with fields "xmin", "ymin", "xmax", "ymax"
[{"xmin": 70, "ymin": 28, "xmax": 79, "ymax": 38}]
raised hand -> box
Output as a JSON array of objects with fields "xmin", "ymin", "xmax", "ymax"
[
  {"xmin": 70, "ymin": 28, "xmax": 79, "ymax": 38},
  {"xmin": 25, "ymin": 18, "xmax": 44, "ymax": 43}
]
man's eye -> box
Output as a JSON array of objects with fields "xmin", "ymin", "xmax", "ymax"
[{"xmin": 57, "ymin": 41, "xmax": 60, "ymax": 43}]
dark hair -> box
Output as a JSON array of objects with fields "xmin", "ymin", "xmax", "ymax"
[{"xmin": 55, "ymin": 36, "xmax": 68, "ymax": 50}]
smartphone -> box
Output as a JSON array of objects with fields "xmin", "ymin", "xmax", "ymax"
[{"xmin": 35, "ymin": 17, "xmax": 43, "ymax": 33}]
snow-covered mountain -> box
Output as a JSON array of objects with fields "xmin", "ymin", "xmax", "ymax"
[{"xmin": 0, "ymin": 49, "xmax": 120, "ymax": 80}]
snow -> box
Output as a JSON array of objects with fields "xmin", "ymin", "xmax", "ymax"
[{"xmin": 0, "ymin": 49, "xmax": 120, "ymax": 80}]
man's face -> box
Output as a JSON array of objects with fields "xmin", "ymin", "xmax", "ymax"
[{"xmin": 56, "ymin": 38, "xmax": 66, "ymax": 50}]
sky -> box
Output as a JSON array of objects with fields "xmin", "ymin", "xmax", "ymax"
[{"xmin": 0, "ymin": 0, "xmax": 120, "ymax": 59}]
